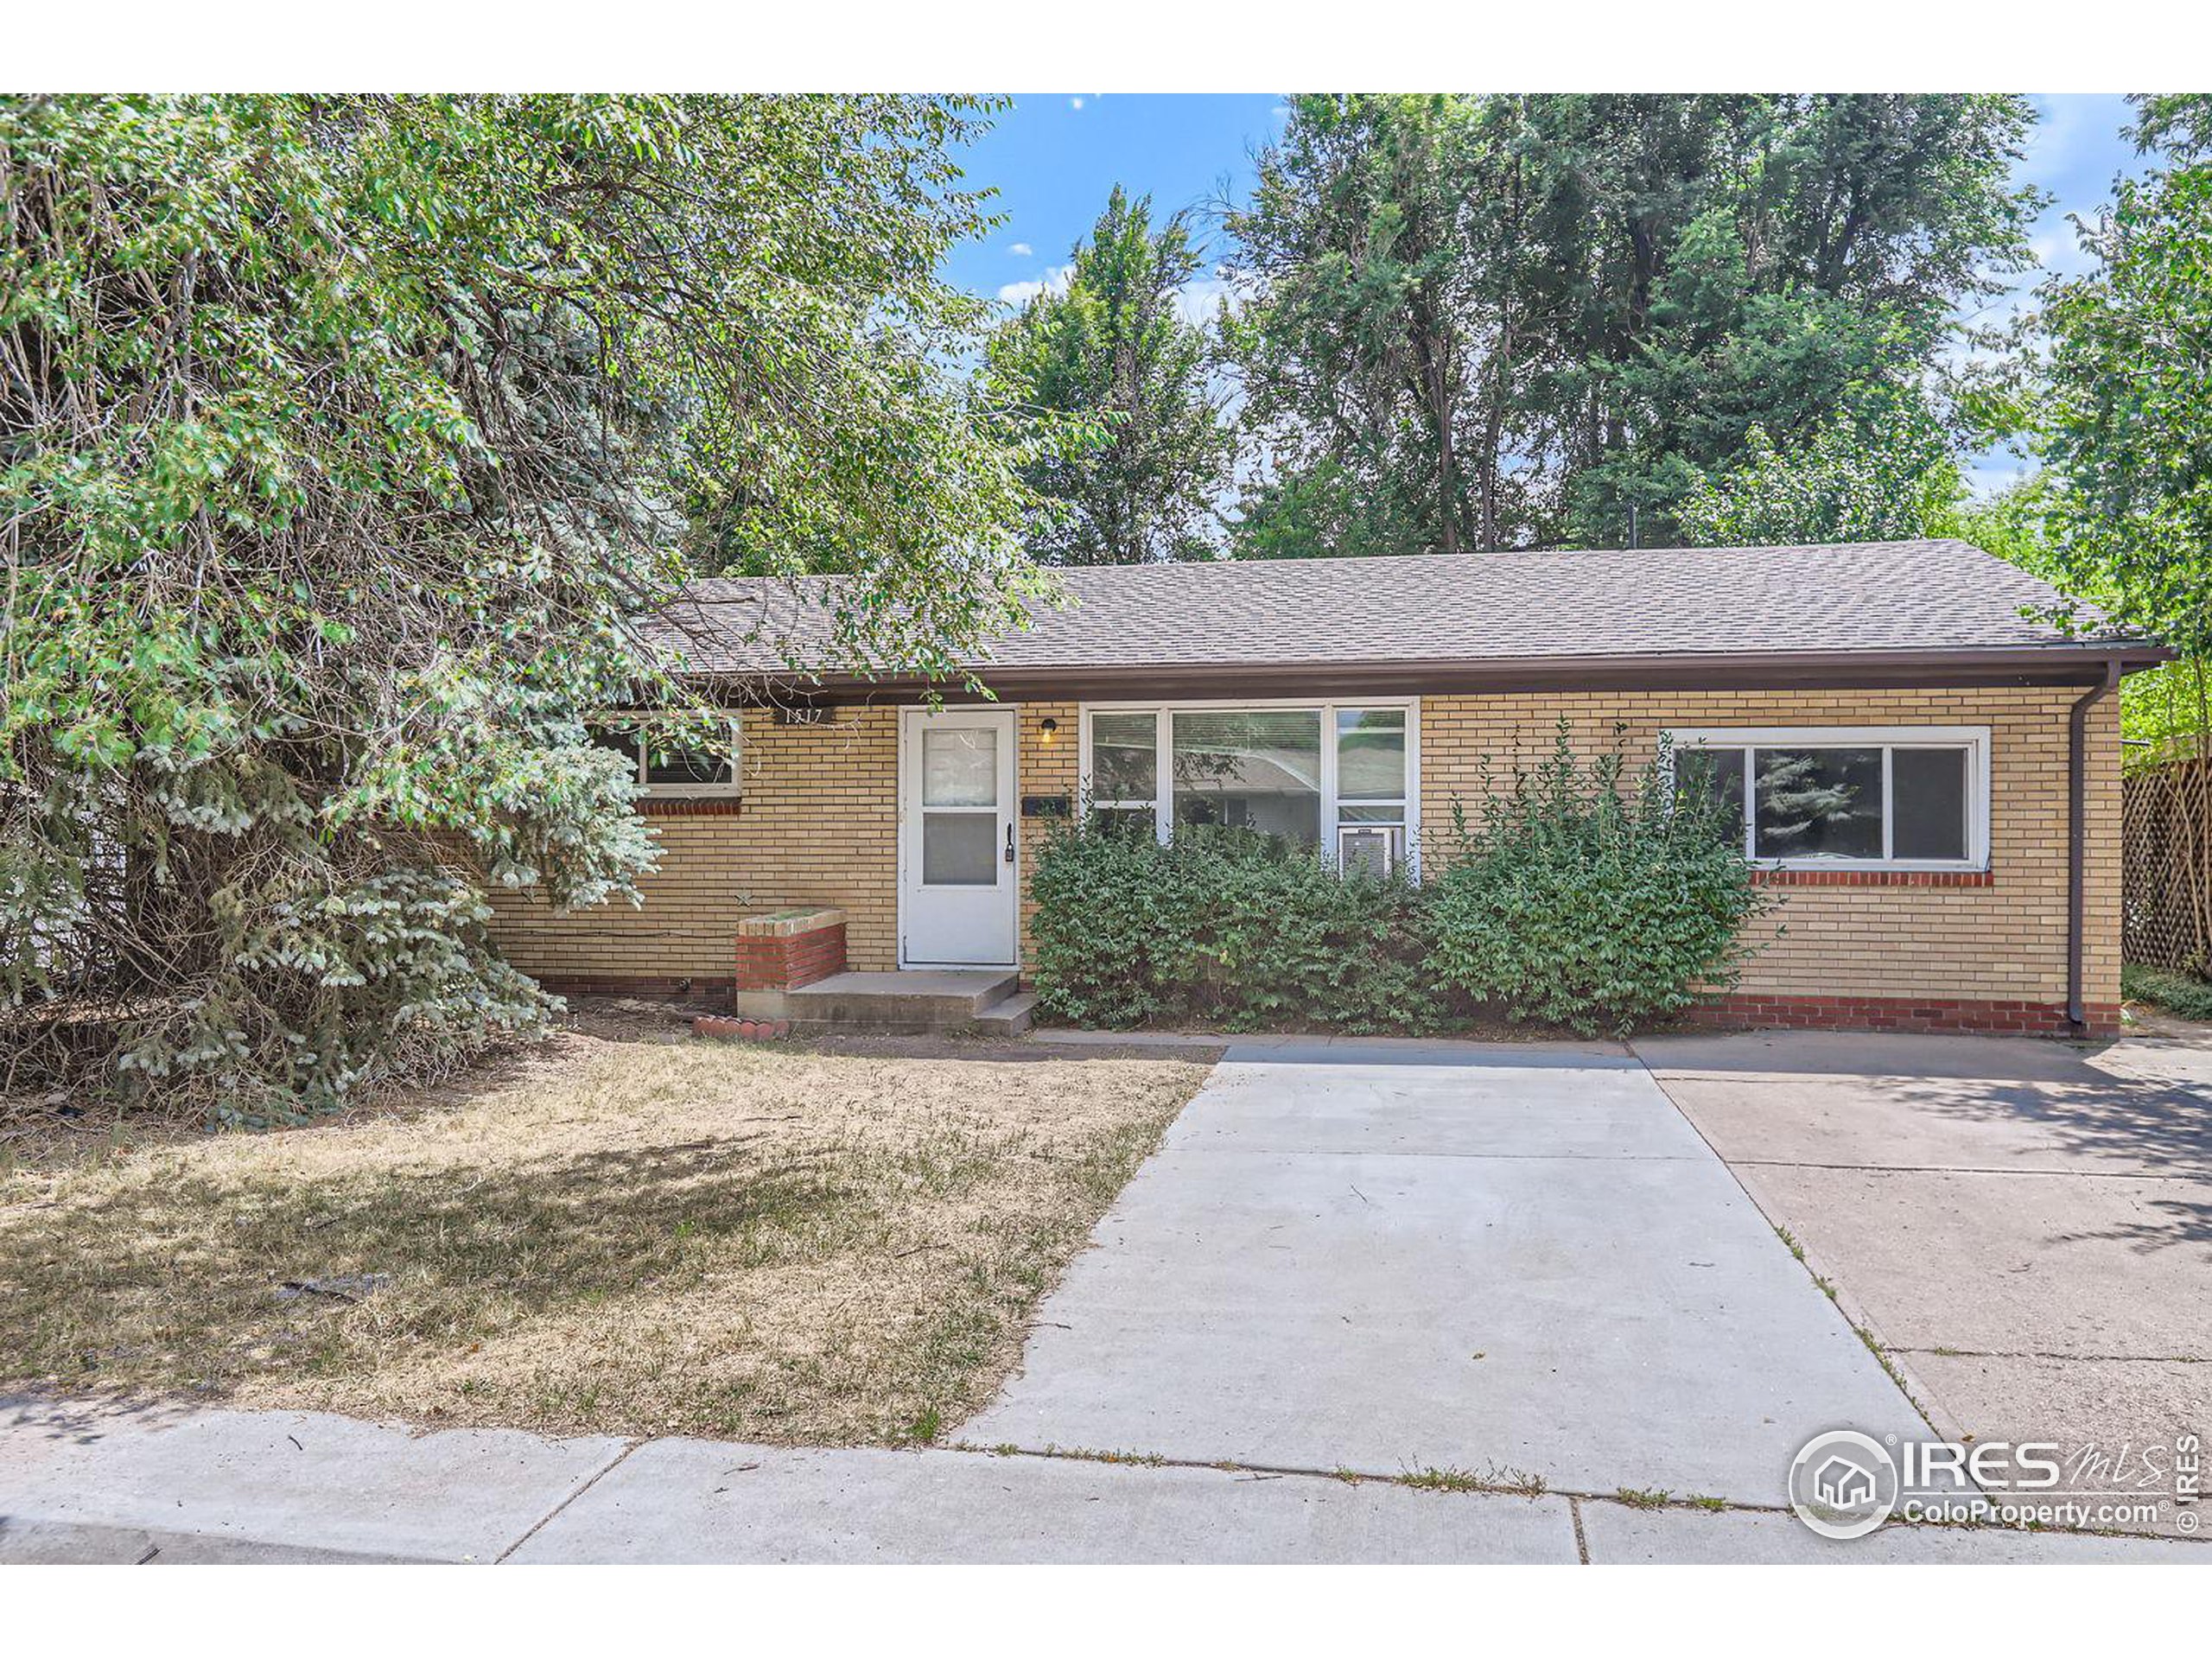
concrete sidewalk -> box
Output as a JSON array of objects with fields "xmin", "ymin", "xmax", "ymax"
[{"xmin": 4, "ymin": 1396, "xmax": 2202, "ymax": 1563}]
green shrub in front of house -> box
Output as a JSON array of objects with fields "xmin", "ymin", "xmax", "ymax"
[
  {"xmin": 1026, "ymin": 824, "xmax": 1439, "ymax": 1032},
  {"xmin": 1027, "ymin": 728, "xmax": 1770, "ymax": 1037},
  {"xmin": 1423, "ymin": 729, "xmax": 1771, "ymax": 1035}
]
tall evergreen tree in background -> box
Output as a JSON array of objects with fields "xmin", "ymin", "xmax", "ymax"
[
  {"xmin": 1225, "ymin": 93, "xmax": 2040, "ymax": 554},
  {"xmin": 984, "ymin": 187, "xmax": 1234, "ymax": 563}
]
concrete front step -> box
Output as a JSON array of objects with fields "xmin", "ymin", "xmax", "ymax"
[
  {"xmin": 776, "ymin": 969, "xmax": 1022, "ymax": 1029},
  {"xmin": 974, "ymin": 990, "xmax": 1039, "ymax": 1038}
]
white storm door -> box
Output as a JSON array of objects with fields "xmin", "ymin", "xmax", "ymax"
[{"xmin": 899, "ymin": 707, "xmax": 1019, "ymax": 966}]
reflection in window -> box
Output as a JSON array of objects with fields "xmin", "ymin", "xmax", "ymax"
[
  {"xmin": 1753, "ymin": 748, "xmax": 1883, "ymax": 861},
  {"xmin": 1673, "ymin": 734, "xmax": 1978, "ymax": 866},
  {"xmin": 588, "ymin": 719, "xmax": 741, "ymax": 795},
  {"xmin": 923, "ymin": 727, "xmax": 997, "ymax": 807},
  {"xmin": 1090, "ymin": 711, "xmax": 1159, "ymax": 807},
  {"xmin": 1171, "ymin": 710, "xmax": 1323, "ymax": 846}
]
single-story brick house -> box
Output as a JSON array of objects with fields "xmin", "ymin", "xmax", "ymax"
[{"xmin": 483, "ymin": 538, "xmax": 2166, "ymax": 1037}]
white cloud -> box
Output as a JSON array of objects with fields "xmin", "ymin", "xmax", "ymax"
[
  {"xmin": 996, "ymin": 264, "xmax": 1075, "ymax": 307},
  {"xmin": 1175, "ymin": 270, "xmax": 1258, "ymax": 327},
  {"xmin": 1070, "ymin": 97, "xmax": 1084, "ymax": 111},
  {"xmin": 1007, "ymin": 242, "xmax": 1033, "ymax": 257}
]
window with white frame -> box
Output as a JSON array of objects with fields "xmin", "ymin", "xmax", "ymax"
[
  {"xmin": 588, "ymin": 715, "xmax": 744, "ymax": 798},
  {"xmin": 1081, "ymin": 702, "xmax": 1416, "ymax": 874},
  {"xmin": 1669, "ymin": 727, "xmax": 1988, "ymax": 869}
]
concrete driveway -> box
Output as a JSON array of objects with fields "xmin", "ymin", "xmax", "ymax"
[
  {"xmin": 1635, "ymin": 1028, "xmax": 2212, "ymax": 1533},
  {"xmin": 963, "ymin": 1038, "xmax": 1926, "ymax": 1506}
]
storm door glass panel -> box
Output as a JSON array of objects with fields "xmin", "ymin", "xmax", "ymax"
[
  {"xmin": 1171, "ymin": 709, "xmax": 1322, "ymax": 846},
  {"xmin": 922, "ymin": 814, "xmax": 998, "ymax": 885},
  {"xmin": 1752, "ymin": 747, "xmax": 1884, "ymax": 861},
  {"xmin": 923, "ymin": 728, "xmax": 998, "ymax": 807},
  {"xmin": 1891, "ymin": 747, "xmax": 1970, "ymax": 861},
  {"xmin": 1090, "ymin": 712, "xmax": 1160, "ymax": 805}
]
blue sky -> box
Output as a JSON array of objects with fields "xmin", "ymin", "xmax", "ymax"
[{"xmin": 943, "ymin": 93, "xmax": 2152, "ymax": 493}]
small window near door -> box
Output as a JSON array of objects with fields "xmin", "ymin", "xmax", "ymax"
[
  {"xmin": 588, "ymin": 716, "xmax": 743, "ymax": 798},
  {"xmin": 918, "ymin": 724, "xmax": 1001, "ymax": 887}
]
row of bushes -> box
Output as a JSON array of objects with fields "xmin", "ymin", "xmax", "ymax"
[{"xmin": 1027, "ymin": 732, "xmax": 1774, "ymax": 1037}]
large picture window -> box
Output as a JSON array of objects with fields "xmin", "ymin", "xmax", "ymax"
[
  {"xmin": 588, "ymin": 716, "xmax": 744, "ymax": 798},
  {"xmin": 1081, "ymin": 702, "xmax": 1417, "ymax": 874},
  {"xmin": 1669, "ymin": 726, "xmax": 1988, "ymax": 870}
]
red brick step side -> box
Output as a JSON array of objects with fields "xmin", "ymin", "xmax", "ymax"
[{"xmin": 734, "ymin": 907, "xmax": 847, "ymax": 995}]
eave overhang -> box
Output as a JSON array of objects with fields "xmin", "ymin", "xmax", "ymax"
[{"xmin": 688, "ymin": 641, "xmax": 2173, "ymax": 708}]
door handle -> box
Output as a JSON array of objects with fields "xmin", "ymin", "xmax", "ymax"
[{"xmin": 1004, "ymin": 823, "xmax": 1015, "ymax": 864}]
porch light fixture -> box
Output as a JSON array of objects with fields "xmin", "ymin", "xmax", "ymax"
[{"xmin": 1039, "ymin": 717, "xmax": 1058, "ymax": 744}]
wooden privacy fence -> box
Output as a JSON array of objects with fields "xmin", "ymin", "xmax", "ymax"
[{"xmin": 2123, "ymin": 753, "xmax": 2212, "ymax": 975}]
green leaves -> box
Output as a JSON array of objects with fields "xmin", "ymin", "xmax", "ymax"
[
  {"xmin": 2036, "ymin": 96, "xmax": 2212, "ymax": 667},
  {"xmin": 1424, "ymin": 728, "xmax": 1770, "ymax": 1034},
  {"xmin": 1676, "ymin": 383, "xmax": 1965, "ymax": 547},
  {"xmin": 1225, "ymin": 94, "xmax": 2037, "ymax": 553},
  {"xmin": 981, "ymin": 186, "xmax": 1234, "ymax": 566},
  {"xmin": 0, "ymin": 94, "xmax": 1047, "ymax": 1120},
  {"xmin": 1027, "ymin": 735, "xmax": 1768, "ymax": 1041},
  {"xmin": 1027, "ymin": 823, "xmax": 1438, "ymax": 1033}
]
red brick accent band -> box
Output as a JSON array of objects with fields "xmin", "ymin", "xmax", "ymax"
[
  {"xmin": 639, "ymin": 798, "xmax": 744, "ymax": 817},
  {"xmin": 1693, "ymin": 992, "xmax": 2119, "ymax": 1038},
  {"xmin": 1751, "ymin": 869, "xmax": 1994, "ymax": 887}
]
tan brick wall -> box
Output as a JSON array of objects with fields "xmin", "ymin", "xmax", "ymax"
[
  {"xmin": 1416, "ymin": 686, "xmax": 2121, "ymax": 1011},
  {"xmin": 1016, "ymin": 700, "xmax": 1079, "ymax": 963},
  {"xmin": 483, "ymin": 683, "xmax": 2123, "ymax": 1022},
  {"xmin": 483, "ymin": 703, "xmax": 899, "ymax": 983}
]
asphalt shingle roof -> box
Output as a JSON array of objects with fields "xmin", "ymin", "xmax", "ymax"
[{"xmin": 659, "ymin": 540, "xmax": 2133, "ymax": 681}]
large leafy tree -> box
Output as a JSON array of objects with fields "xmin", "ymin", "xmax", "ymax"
[
  {"xmin": 1227, "ymin": 94, "xmax": 2039, "ymax": 554},
  {"xmin": 982, "ymin": 186, "xmax": 1233, "ymax": 563},
  {"xmin": 1226, "ymin": 95, "xmax": 1570, "ymax": 556},
  {"xmin": 2038, "ymin": 96, "xmax": 2212, "ymax": 668},
  {"xmin": 2018, "ymin": 93, "xmax": 2212, "ymax": 771},
  {"xmin": 0, "ymin": 94, "xmax": 1045, "ymax": 1120},
  {"xmin": 1675, "ymin": 384, "xmax": 1965, "ymax": 546}
]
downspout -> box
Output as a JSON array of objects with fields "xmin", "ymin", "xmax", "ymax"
[{"xmin": 2067, "ymin": 660, "xmax": 2125, "ymax": 1033}]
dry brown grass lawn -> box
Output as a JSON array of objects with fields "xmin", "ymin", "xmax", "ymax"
[{"xmin": 0, "ymin": 1034, "xmax": 1209, "ymax": 1444}]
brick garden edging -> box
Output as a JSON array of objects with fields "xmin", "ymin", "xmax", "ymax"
[{"xmin": 693, "ymin": 1014, "xmax": 792, "ymax": 1042}]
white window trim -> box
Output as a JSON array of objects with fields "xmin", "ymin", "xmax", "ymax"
[
  {"xmin": 1077, "ymin": 696, "xmax": 1421, "ymax": 875},
  {"xmin": 599, "ymin": 713, "xmax": 746, "ymax": 799},
  {"xmin": 1666, "ymin": 725, "xmax": 1991, "ymax": 872}
]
